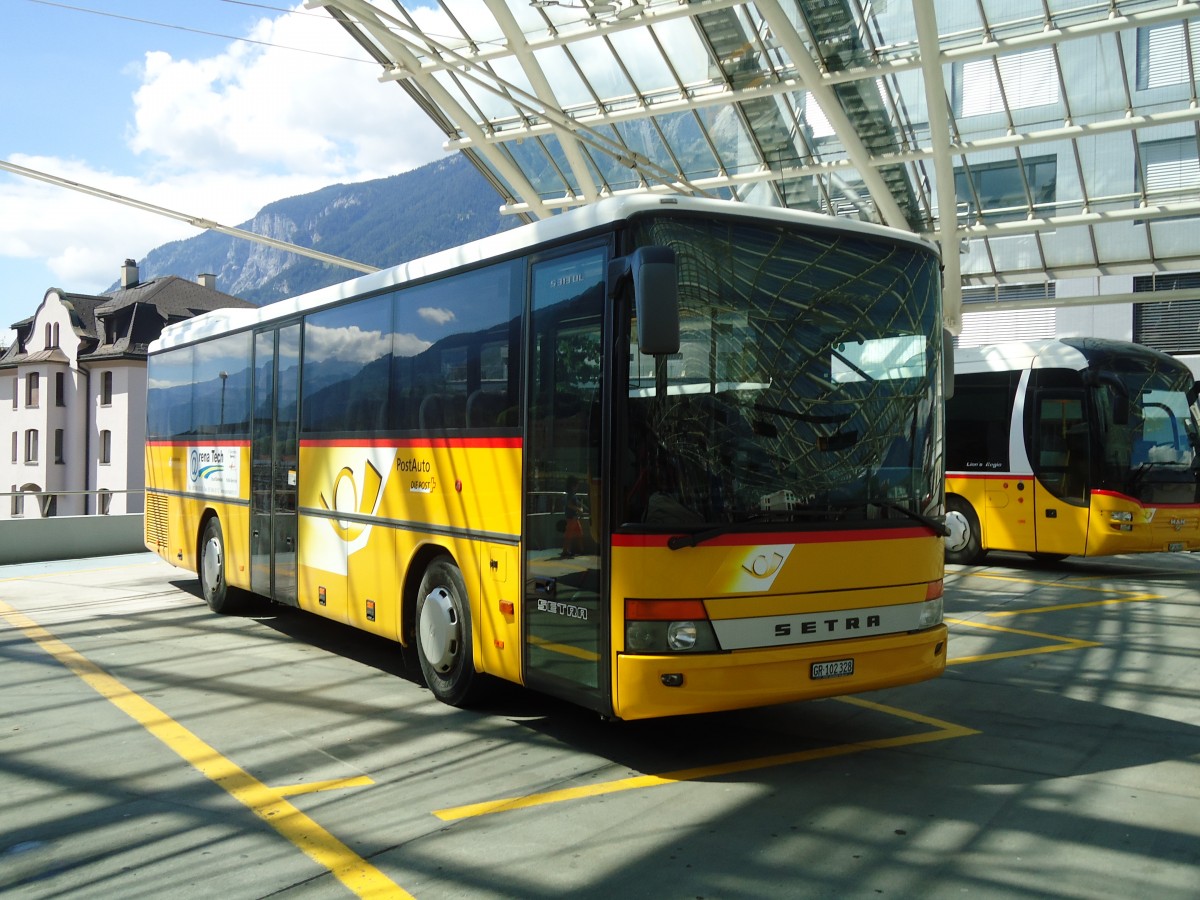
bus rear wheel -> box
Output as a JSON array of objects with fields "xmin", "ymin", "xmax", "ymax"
[
  {"xmin": 199, "ymin": 517, "xmax": 245, "ymax": 614},
  {"xmin": 944, "ymin": 496, "xmax": 986, "ymax": 565},
  {"xmin": 415, "ymin": 555, "xmax": 482, "ymax": 707}
]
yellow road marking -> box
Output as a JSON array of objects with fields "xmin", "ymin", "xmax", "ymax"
[
  {"xmin": 953, "ymin": 571, "xmax": 1161, "ymax": 618},
  {"xmin": 983, "ymin": 591, "xmax": 1160, "ymax": 617},
  {"xmin": 433, "ymin": 698, "xmax": 977, "ymax": 821},
  {"xmin": 0, "ymin": 599, "xmax": 408, "ymax": 900},
  {"xmin": 527, "ymin": 633, "xmax": 601, "ymax": 662},
  {"xmin": 945, "ymin": 617, "xmax": 1100, "ymax": 665},
  {"xmin": 277, "ymin": 776, "xmax": 375, "ymax": 798}
]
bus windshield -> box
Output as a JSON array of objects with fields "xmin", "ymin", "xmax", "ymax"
[
  {"xmin": 1092, "ymin": 362, "xmax": 1200, "ymax": 502},
  {"xmin": 619, "ymin": 215, "xmax": 943, "ymax": 534}
]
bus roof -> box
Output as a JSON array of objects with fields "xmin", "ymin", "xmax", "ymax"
[
  {"xmin": 151, "ymin": 193, "xmax": 937, "ymax": 353},
  {"xmin": 953, "ymin": 339, "xmax": 1089, "ymax": 375},
  {"xmin": 953, "ymin": 337, "xmax": 1186, "ymax": 376}
]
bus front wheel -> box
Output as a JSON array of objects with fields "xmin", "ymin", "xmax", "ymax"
[
  {"xmin": 199, "ymin": 517, "xmax": 244, "ymax": 614},
  {"xmin": 944, "ymin": 496, "xmax": 985, "ymax": 565},
  {"xmin": 415, "ymin": 555, "xmax": 482, "ymax": 707}
]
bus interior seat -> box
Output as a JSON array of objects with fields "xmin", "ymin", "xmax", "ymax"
[
  {"xmin": 419, "ymin": 393, "xmax": 467, "ymax": 431},
  {"xmin": 467, "ymin": 389, "xmax": 509, "ymax": 428}
]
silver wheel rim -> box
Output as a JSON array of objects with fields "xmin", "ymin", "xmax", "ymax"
[
  {"xmin": 202, "ymin": 536, "xmax": 223, "ymax": 598},
  {"xmin": 944, "ymin": 509, "xmax": 971, "ymax": 553},
  {"xmin": 419, "ymin": 586, "xmax": 460, "ymax": 673}
]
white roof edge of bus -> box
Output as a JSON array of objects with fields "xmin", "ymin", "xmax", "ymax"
[
  {"xmin": 954, "ymin": 339, "xmax": 1089, "ymax": 374},
  {"xmin": 151, "ymin": 194, "xmax": 938, "ymax": 353}
]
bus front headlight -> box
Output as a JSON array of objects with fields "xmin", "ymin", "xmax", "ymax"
[
  {"xmin": 916, "ymin": 579, "xmax": 944, "ymax": 629},
  {"xmin": 667, "ymin": 620, "xmax": 698, "ymax": 651},
  {"xmin": 916, "ymin": 596, "xmax": 944, "ymax": 629}
]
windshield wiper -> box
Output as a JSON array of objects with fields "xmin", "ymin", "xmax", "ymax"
[
  {"xmin": 868, "ymin": 500, "xmax": 949, "ymax": 536},
  {"xmin": 667, "ymin": 517, "xmax": 766, "ymax": 551}
]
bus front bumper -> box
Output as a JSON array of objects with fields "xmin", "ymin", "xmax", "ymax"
[{"xmin": 612, "ymin": 625, "xmax": 948, "ymax": 721}]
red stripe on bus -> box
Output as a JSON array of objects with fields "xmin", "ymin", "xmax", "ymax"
[
  {"xmin": 611, "ymin": 526, "xmax": 931, "ymax": 548},
  {"xmin": 1091, "ymin": 489, "xmax": 1200, "ymax": 509},
  {"xmin": 146, "ymin": 439, "xmax": 250, "ymax": 447},
  {"xmin": 945, "ymin": 472, "xmax": 1023, "ymax": 481},
  {"xmin": 299, "ymin": 436, "xmax": 522, "ymax": 449}
]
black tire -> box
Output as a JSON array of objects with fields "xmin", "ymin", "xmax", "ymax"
[
  {"xmin": 944, "ymin": 496, "xmax": 986, "ymax": 565},
  {"xmin": 199, "ymin": 517, "xmax": 244, "ymax": 614},
  {"xmin": 415, "ymin": 555, "xmax": 482, "ymax": 707}
]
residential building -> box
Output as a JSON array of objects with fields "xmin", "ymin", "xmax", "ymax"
[{"xmin": 0, "ymin": 260, "xmax": 254, "ymax": 519}]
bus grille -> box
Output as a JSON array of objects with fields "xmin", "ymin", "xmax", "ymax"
[{"xmin": 145, "ymin": 493, "xmax": 169, "ymax": 553}]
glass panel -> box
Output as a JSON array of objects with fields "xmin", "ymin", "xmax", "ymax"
[
  {"xmin": 524, "ymin": 246, "xmax": 608, "ymax": 706},
  {"xmin": 392, "ymin": 260, "xmax": 521, "ymax": 432},
  {"xmin": 193, "ymin": 332, "xmax": 252, "ymax": 437},
  {"xmin": 147, "ymin": 347, "xmax": 195, "ymax": 439},
  {"xmin": 302, "ymin": 294, "xmax": 394, "ymax": 434},
  {"xmin": 620, "ymin": 215, "xmax": 943, "ymax": 531}
]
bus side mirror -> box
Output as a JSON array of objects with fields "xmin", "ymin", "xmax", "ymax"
[
  {"xmin": 614, "ymin": 246, "xmax": 680, "ymax": 356},
  {"xmin": 943, "ymin": 329, "xmax": 955, "ymax": 400}
]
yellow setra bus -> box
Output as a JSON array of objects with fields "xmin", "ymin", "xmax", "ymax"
[
  {"xmin": 144, "ymin": 195, "xmax": 948, "ymax": 720},
  {"xmin": 945, "ymin": 337, "xmax": 1200, "ymax": 564}
]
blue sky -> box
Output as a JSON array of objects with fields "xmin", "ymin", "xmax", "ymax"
[{"xmin": 0, "ymin": 0, "xmax": 448, "ymax": 342}]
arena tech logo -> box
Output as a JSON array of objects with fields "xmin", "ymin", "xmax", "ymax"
[{"xmin": 188, "ymin": 446, "xmax": 241, "ymax": 498}]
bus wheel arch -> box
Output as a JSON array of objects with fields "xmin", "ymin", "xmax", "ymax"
[
  {"xmin": 198, "ymin": 513, "xmax": 245, "ymax": 614},
  {"xmin": 411, "ymin": 551, "xmax": 484, "ymax": 707},
  {"xmin": 944, "ymin": 495, "xmax": 986, "ymax": 565}
]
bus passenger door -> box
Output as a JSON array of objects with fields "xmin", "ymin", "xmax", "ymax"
[
  {"xmin": 983, "ymin": 477, "xmax": 1036, "ymax": 552},
  {"xmin": 251, "ymin": 324, "xmax": 301, "ymax": 606},
  {"xmin": 523, "ymin": 248, "xmax": 611, "ymax": 715},
  {"xmin": 1031, "ymin": 390, "xmax": 1091, "ymax": 556}
]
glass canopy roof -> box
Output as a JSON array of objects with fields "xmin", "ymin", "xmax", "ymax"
[{"xmin": 313, "ymin": 0, "xmax": 1200, "ymax": 331}]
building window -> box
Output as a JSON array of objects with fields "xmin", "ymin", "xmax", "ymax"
[
  {"xmin": 1137, "ymin": 22, "xmax": 1199, "ymax": 90},
  {"xmin": 55, "ymin": 372, "xmax": 66, "ymax": 407},
  {"xmin": 54, "ymin": 429, "xmax": 65, "ymax": 464},
  {"xmin": 11, "ymin": 376, "xmax": 17, "ymax": 408},
  {"xmin": 1133, "ymin": 272, "xmax": 1200, "ymax": 353},
  {"xmin": 10, "ymin": 431, "xmax": 16, "ymax": 463},
  {"xmin": 954, "ymin": 47, "xmax": 1059, "ymax": 117},
  {"xmin": 954, "ymin": 155, "xmax": 1058, "ymax": 224},
  {"xmin": 1137, "ymin": 136, "xmax": 1200, "ymax": 203},
  {"xmin": 24, "ymin": 429, "xmax": 38, "ymax": 463},
  {"xmin": 100, "ymin": 371, "xmax": 113, "ymax": 406},
  {"xmin": 45, "ymin": 323, "xmax": 52, "ymax": 347},
  {"xmin": 100, "ymin": 429, "xmax": 112, "ymax": 465},
  {"xmin": 26, "ymin": 372, "xmax": 39, "ymax": 408},
  {"xmin": 10, "ymin": 486, "xmax": 22, "ymax": 518},
  {"xmin": 98, "ymin": 489, "xmax": 112, "ymax": 516}
]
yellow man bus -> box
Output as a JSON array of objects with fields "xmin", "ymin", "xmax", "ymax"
[
  {"xmin": 145, "ymin": 195, "xmax": 948, "ymax": 720},
  {"xmin": 945, "ymin": 337, "xmax": 1200, "ymax": 564}
]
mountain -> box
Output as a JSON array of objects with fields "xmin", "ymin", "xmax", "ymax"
[{"xmin": 127, "ymin": 154, "xmax": 520, "ymax": 305}]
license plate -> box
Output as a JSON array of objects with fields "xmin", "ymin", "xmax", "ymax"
[
  {"xmin": 811, "ymin": 658, "xmax": 854, "ymax": 680},
  {"xmin": 1168, "ymin": 542, "xmax": 1185, "ymax": 552}
]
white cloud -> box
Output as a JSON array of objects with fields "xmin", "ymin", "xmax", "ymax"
[
  {"xmin": 1, "ymin": 3, "xmax": 448, "ymax": 309},
  {"xmin": 304, "ymin": 322, "xmax": 398, "ymax": 365},
  {"xmin": 127, "ymin": 5, "xmax": 444, "ymax": 180},
  {"xmin": 418, "ymin": 306, "xmax": 456, "ymax": 325}
]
